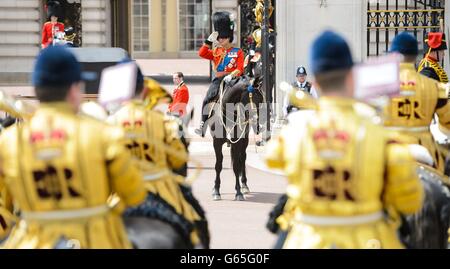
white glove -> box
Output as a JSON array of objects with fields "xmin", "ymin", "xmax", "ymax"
[
  {"xmin": 207, "ymin": 32, "xmax": 219, "ymax": 47},
  {"xmin": 224, "ymin": 75, "xmax": 233, "ymax": 84}
]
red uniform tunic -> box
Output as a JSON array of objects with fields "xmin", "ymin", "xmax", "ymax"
[
  {"xmin": 168, "ymin": 82, "xmax": 190, "ymax": 116},
  {"xmin": 198, "ymin": 45, "xmax": 244, "ymax": 78},
  {"xmin": 41, "ymin": 21, "xmax": 65, "ymax": 49}
]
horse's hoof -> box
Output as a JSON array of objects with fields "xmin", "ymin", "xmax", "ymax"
[
  {"xmin": 235, "ymin": 194, "xmax": 245, "ymax": 201},
  {"xmin": 241, "ymin": 186, "xmax": 250, "ymax": 194},
  {"xmin": 213, "ymin": 194, "xmax": 222, "ymax": 201}
]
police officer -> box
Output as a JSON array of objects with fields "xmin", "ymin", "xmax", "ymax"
[
  {"xmin": 195, "ymin": 11, "xmax": 245, "ymax": 137},
  {"xmin": 418, "ymin": 32, "xmax": 449, "ymax": 83},
  {"xmin": 385, "ymin": 32, "xmax": 450, "ymax": 173},
  {"xmin": 284, "ymin": 66, "xmax": 319, "ymax": 116},
  {"xmin": 108, "ymin": 61, "xmax": 209, "ymax": 248},
  {"xmin": 265, "ymin": 31, "xmax": 423, "ymax": 249},
  {"xmin": 0, "ymin": 46, "xmax": 147, "ymax": 249},
  {"xmin": 293, "ymin": 66, "xmax": 317, "ymax": 97}
]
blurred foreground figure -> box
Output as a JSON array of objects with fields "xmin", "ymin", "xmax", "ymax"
[
  {"xmin": 108, "ymin": 62, "xmax": 209, "ymax": 249},
  {"xmin": 418, "ymin": 32, "xmax": 448, "ymax": 83},
  {"xmin": 0, "ymin": 46, "xmax": 146, "ymax": 249},
  {"xmin": 388, "ymin": 33, "xmax": 450, "ymax": 249},
  {"xmin": 265, "ymin": 31, "xmax": 423, "ymax": 249},
  {"xmin": 386, "ymin": 32, "xmax": 450, "ymax": 173}
]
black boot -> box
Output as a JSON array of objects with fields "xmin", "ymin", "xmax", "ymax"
[{"xmin": 194, "ymin": 121, "xmax": 206, "ymax": 137}]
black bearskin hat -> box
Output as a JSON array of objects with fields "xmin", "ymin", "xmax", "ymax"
[
  {"xmin": 213, "ymin": 11, "xmax": 235, "ymax": 43},
  {"xmin": 46, "ymin": 1, "xmax": 62, "ymax": 20}
]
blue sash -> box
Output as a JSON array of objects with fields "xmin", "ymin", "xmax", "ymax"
[{"xmin": 217, "ymin": 48, "xmax": 240, "ymax": 72}]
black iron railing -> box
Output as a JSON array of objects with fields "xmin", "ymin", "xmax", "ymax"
[{"xmin": 367, "ymin": 0, "xmax": 445, "ymax": 56}]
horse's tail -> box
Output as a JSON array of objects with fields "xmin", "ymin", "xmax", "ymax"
[{"xmin": 179, "ymin": 184, "xmax": 210, "ymax": 249}]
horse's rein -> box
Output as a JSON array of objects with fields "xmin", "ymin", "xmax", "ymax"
[{"xmin": 218, "ymin": 80, "xmax": 249, "ymax": 144}]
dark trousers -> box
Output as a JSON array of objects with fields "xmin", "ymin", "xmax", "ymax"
[{"xmin": 201, "ymin": 76, "xmax": 224, "ymax": 123}]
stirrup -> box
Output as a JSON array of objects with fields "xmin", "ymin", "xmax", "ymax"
[{"xmin": 195, "ymin": 122, "xmax": 206, "ymax": 137}]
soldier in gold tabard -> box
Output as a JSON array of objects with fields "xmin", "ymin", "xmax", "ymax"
[
  {"xmin": 0, "ymin": 177, "xmax": 12, "ymax": 242},
  {"xmin": 265, "ymin": 31, "xmax": 424, "ymax": 249},
  {"xmin": 0, "ymin": 46, "xmax": 147, "ymax": 249},
  {"xmin": 108, "ymin": 61, "xmax": 209, "ymax": 248},
  {"xmin": 0, "ymin": 91, "xmax": 36, "ymax": 241},
  {"xmin": 418, "ymin": 32, "xmax": 448, "ymax": 83},
  {"xmin": 385, "ymin": 32, "xmax": 450, "ymax": 173}
]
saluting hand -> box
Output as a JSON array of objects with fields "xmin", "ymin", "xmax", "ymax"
[{"xmin": 207, "ymin": 32, "xmax": 219, "ymax": 47}]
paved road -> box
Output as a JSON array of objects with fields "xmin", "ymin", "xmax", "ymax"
[{"xmin": 188, "ymin": 141, "xmax": 287, "ymax": 249}]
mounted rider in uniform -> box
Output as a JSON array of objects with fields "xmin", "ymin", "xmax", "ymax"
[
  {"xmin": 384, "ymin": 32, "xmax": 450, "ymax": 173},
  {"xmin": 195, "ymin": 11, "xmax": 245, "ymax": 137},
  {"xmin": 108, "ymin": 61, "xmax": 209, "ymax": 248},
  {"xmin": 418, "ymin": 32, "xmax": 449, "ymax": 83}
]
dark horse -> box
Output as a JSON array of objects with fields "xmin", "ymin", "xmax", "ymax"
[
  {"xmin": 400, "ymin": 165, "xmax": 450, "ymax": 249},
  {"xmin": 206, "ymin": 58, "xmax": 266, "ymax": 201}
]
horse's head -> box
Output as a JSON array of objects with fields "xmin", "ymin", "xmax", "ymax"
[
  {"xmin": 244, "ymin": 34, "xmax": 275, "ymax": 87},
  {"xmin": 245, "ymin": 51, "xmax": 263, "ymax": 88}
]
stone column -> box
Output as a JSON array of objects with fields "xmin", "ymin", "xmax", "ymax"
[
  {"xmin": 150, "ymin": 0, "xmax": 163, "ymax": 53},
  {"xmin": 165, "ymin": 0, "xmax": 179, "ymax": 52},
  {"xmin": 273, "ymin": 0, "xmax": 290, "ymax": 134}
]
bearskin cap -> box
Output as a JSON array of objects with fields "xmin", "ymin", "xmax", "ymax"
[
  {"xmin": 213, "ymin": 11, "xmax": 235, "ymax": 43},
  {"xmin": 46, "ymin": 1, "xmax": 62, "ymax": 20}
]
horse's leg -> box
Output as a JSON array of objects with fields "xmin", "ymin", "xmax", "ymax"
[
  {"xmin": 240, "ymin": 138, "xmax": 250, "ymax": 194},
  {"xmin": 213, "ymin": 138, "xmax": 224, "ymax": 201},
  {"xmin": 231, "ymin": 141, "xmax": 245, "ymax": 201}
]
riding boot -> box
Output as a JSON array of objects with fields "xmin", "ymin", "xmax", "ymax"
[{"xmin": 194, "ymin": 121, "xmax": 206, "ymax": 137}]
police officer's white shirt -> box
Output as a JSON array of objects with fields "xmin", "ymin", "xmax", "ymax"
[
  {"xmin": 294, "ymin": 81, "xmax": 306, "ymax": 88},
  {"xmin": 294, "ymin": 81, "xmax": 319, "ymax": 99}
]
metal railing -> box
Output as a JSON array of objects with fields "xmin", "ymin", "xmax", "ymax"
[{"xmin": 367, "ymin": 0, "xmax": 445, "ymax": 56}]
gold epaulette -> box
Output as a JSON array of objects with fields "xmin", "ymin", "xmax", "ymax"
[{"xmin": 422, "ymin": 59, "xmax": 449, "ymax": 83}]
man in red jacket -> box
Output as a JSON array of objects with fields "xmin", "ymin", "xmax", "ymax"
[
  {"xmin": 41, "ymin": 1, "xmax": 65, "ymax": 49},
  {"xmin": 168, "ymin": 72, "xmax": 190, "ymax": 116},
  {"xmin": 195, "ymin": 11, "xmax": 244, "ymax": 137}
]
